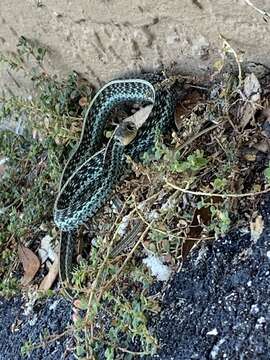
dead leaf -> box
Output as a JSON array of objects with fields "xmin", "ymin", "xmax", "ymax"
[
  {"xmin": 240, "ymin": 103, "xmax": 257, "ymax": 129},
  {"xmin": 73, "ymin": 299, "xmax": 88, "ymax": 310},
  {"xmin": 261, "ymin": 108, "xmax": 270, "ymax": 138},
  {"xmin": 240, "ymin": 73, "xmax": 261, "ymax": 129},
  {"xmin": 250, "ymin": 215, "xmax": 264, "ymax": 242},
  {"xmin": 243, "ymin": 153, "xmax": 257, "ymax": 161},
  {"xmin": 39, "ymin": 255, "xmax": 59, "ymax": 291},
  {"xmin": 245, "ymin": 62, "xmax": 270, "ymax": 79},
  {"xmin": 261, "ymin": 108, "xmax": 270, "ymax": 121},
  {"xmin": 253, "ymin": 141, "xmax": 270, "ymax": 153},
  {"xmin": 244, "ymin": 73, "xmax": 261, "ymax": 100},
  {"xmin": 123, "ymin": 104, "xmax": 154, "ymax": 129},
  {"xmin": 241, "ymin": 147, "xmax": 257, "ymax": 161},
  {"xmin": 18, "ymin": 244, "xmax": 40, "ymax": 286},
  {"xmin": 79, "ymin": 97, "xmax": 88, "ymax": 107}
]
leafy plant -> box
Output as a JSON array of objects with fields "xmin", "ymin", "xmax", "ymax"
[
  {"xmin": 209, "ymin": 205, "xmax": 231, "ymax": 235},
  {"xmin": 0, "ymin": 36, "xmax": 91, "ymax": 288},
  {"xmin": 21, "ymin": 340, "xmax": 35, "ymax": 357},
  {"xmin": 264, "ymin": 164, "xmax": 270, "ymax": 184}
]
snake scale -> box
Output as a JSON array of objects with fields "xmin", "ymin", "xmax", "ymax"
[{"xmin": 53, "ymin": 73, "xmax": 177, "ymax": 298}]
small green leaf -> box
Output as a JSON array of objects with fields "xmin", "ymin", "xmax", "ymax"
[
  {"xmin": 264, "ymin": 166, "xmax": 270, "ymax": 183},
  {"xmin": 76, "ymin": 345, "xmax": 86, "ymax": 357},
  {"xmin": 212, "ymin": 178, "xmax": 227, "ymax": 191},
  {"xmin": 105, "ymin": 346, "xmax": 115, "ymax": 360}
]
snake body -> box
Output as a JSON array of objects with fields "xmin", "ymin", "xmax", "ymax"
[{"xmin": 53, "ymin": 74, "xmax": 177, "ymax": 296}]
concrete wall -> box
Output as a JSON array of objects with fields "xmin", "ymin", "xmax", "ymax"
[{"xmin": 0, "ymin": 0, "xmax": 270, "ymax": 88}]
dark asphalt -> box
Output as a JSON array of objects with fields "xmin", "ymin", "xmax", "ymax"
[
  {"xmin": 1, "ymin": 197, "xmax": 270, "ymax": 360},
  {"xmin": 0, "ymin": 296, "xmax": 74, "ymax": 360},
  {"xmin": 151, "ymin": 196, "xmax": 270, "ymax": 359}
]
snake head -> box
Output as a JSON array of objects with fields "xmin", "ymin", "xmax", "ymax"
[{"xmin": 114, "ymin": 120, "xmax": 138, "ymax": 146}]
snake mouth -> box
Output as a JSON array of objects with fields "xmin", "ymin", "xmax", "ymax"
[{"xmin": 115, "ymin": 120, "xmax": 138, "ymax": 146}]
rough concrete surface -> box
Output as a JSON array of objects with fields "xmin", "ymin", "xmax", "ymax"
[{"xmin": 0, "ymin": 0, "xmax": 270, "ymax": 89}]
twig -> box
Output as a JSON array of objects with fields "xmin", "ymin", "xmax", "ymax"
[
  {"xmin": 176, "ymin": 123, "xmax": 220, "ymax": 153},
  {"xmin": 219, "ymin": 34, "xmax": 242, "ymax": 88},
  {"xmin": 133, "ymin": 201, "xmax": 209, "ymax": 241},
  {"xmin": 166, "ymin": 180, "xmax": 270, "ymax": 198},
  {"xmin": 243, "ymin": 0, "xmax": 270, "ymax": 20},
  {"xmin": 100, "ymin": 221, "xmax": 153, "ymax": 293},
  {"xmin": 92, "ymin": 336, "xmax": 154, "ymax": 356},
  {"xmin": 21, "ymin": 328, "xmax": 73, "ymax": 354},
  {"xmin": 83, "ymin": 194, "xmax": 133, "ymax": 351}
]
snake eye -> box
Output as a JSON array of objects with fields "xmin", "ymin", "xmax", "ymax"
[
  {"xmin": 114, "ymin": 120, "xmax": 138, "ymax": 146},
  {"xmin": 125, "ymin": 122, "xmax": 136, "ymax": 132}
]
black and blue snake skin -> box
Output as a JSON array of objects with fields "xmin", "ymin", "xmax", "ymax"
[
  {"xmin": 53, "ymin": 74, "xmax": 177, "ymax": 292},
  {"xmin": 54, "ymin": 74, "xmax": 176, "ymax": 231}
]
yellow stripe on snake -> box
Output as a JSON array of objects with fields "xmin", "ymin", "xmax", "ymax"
[{"xmin": 53, "ymin": 74, "xmax": 177, "ymax": 299}]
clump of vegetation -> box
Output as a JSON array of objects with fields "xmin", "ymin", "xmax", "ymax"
[
  {"xmin": 0, "ymin": 36, "xmax": 158, "ymax": 358},
  {"xmin": 0, "ymin": 37, "xmax": 91, "ymax": 294},
  {"xmin": 1, "ymin": 35, "xmax": 270, "ymax": 359}
]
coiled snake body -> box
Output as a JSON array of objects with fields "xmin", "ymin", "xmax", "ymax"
[{"xmin": 53, "ymin": 74, "xmax": 177, "ymax": 297}]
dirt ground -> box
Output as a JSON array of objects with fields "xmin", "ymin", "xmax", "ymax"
[{"xmin": 1, "ymin": 0, "xmax": 270, "ymax": 90}]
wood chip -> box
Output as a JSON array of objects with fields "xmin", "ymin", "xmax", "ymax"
[
  {"xmin": 250, "ymin": 215, "xmax": 264, "ymax": 242},
  {"xmin": 39, "ymin": 255, "xmax": 59, "ymax": 291}
]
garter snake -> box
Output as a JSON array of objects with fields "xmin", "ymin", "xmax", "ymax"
[{"xmin": 53, "ymin": 74, "xmax": 177, "ymax": 299}]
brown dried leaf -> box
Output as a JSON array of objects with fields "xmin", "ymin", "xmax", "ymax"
[
  {"xmin": 240, "ymin": 103, "xmax": 257, "ymax": 129},
  {"xmin": 73, "ymin": 299, "xmax": 88, "ymax": 310},
  {"xmin": 39, "ymin": 255, "xmax": 59, "ymax": 291},
  {"xmin": 262, "ymin": 108, "xmax": 270, "ymax": 121},
  {"xmin": 18, "ymin": 244, "xmax": 40, "ymax": 286},
  {"xmin": 79, "ymin": 97, "xmax": 88, "ymax": 107},
  {"xmin": 242, "ymin": 150, "xmax": 257, "ymax": 162},
  {"xmin": 261, "ymin": 108, "xmax": 270, "ymax": 138}
]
